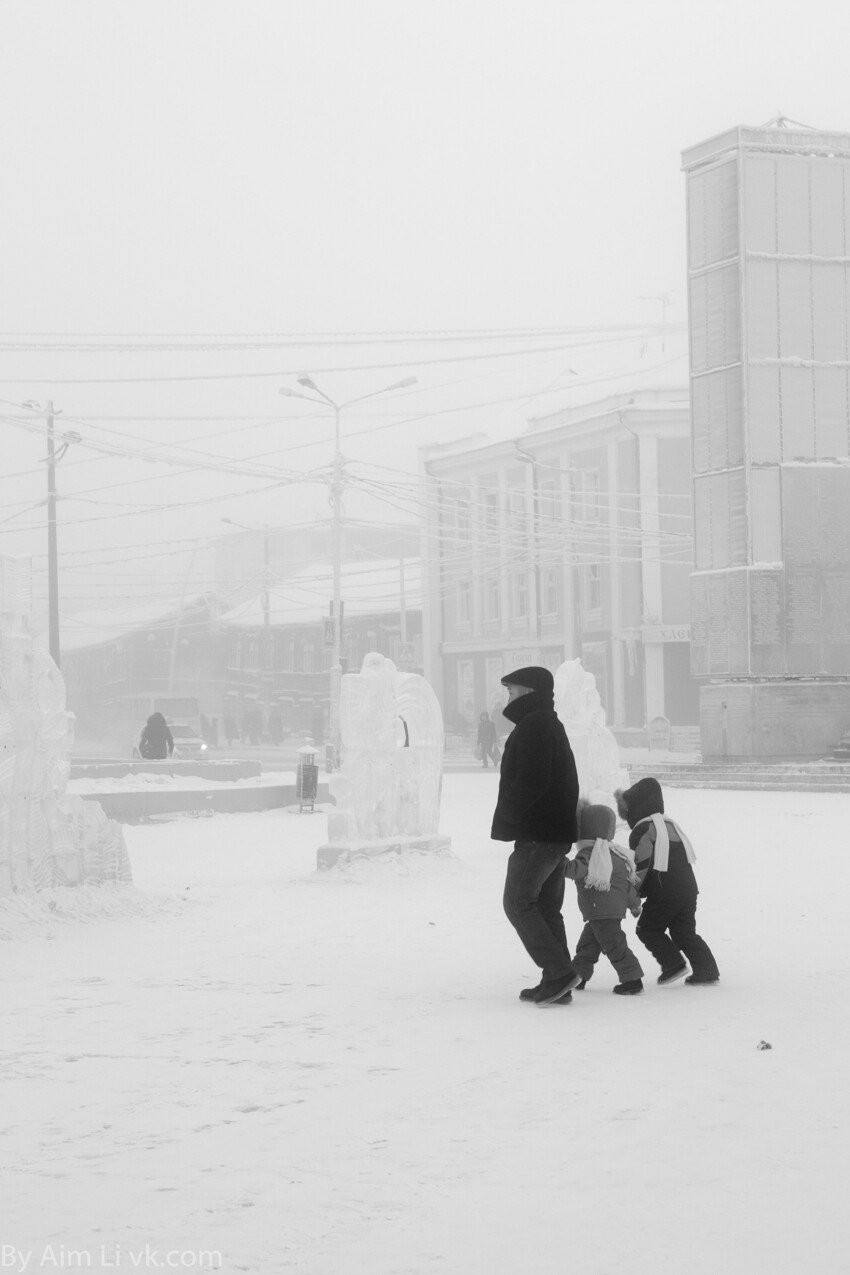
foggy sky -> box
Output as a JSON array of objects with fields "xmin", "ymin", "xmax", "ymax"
[{"xmin": 1, "ymin": 0, "xmax": 848, "ymax": 609}]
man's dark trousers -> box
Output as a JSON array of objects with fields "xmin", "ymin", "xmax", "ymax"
[{"xmin": 503, "ymin": 841, "xmax": 573, "ymax": 981}]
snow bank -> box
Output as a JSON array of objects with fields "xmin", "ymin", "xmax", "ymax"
[{"xmin": 0, "ymin": 881, "xmax": 176, "ymax": 940}]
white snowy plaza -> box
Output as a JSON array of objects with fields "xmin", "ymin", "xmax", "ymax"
[{"xmin": 5, "ymin": 774, "xmax": 846, "ymax": 1275}]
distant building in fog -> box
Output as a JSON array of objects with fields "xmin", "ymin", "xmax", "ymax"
[
  {"xmin": 218, "ymin": 558, "xmax": 422, "ymax": 733},
  {"xmin": 420, "ymin": 352, "xmax": 699, "ymax": 740},
  {"xmin": 212, "ymin": 520, "xmax": 419, "ymax": 604}
]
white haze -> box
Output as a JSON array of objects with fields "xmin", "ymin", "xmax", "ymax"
[{"xmin": 0, "ymin": 0, "xmax": 848, "ymax": 607}]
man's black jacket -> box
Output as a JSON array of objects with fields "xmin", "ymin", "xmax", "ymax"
[{"xmin": 490, "ymin": 689, "xmax": 579, "ymax": 844}]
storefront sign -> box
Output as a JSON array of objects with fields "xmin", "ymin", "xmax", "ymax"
[{"xmin": 642, "ymin": 625, "xmax": 690, "ymax": 643}]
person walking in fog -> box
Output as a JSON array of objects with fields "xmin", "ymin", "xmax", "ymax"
[
  {"xmin": 268, "ymin": 707, "xmax": 283, "ymax": 746},
  {"xmin": 223, "ymin": 713, "xmax": 238, "ymax": 747},
  {"xmin": 476, "ymin": 710, "xmax": 500, "ymax": 768},
  {"xmin": 491, "ymin": 666, "xmax": 581, "ymax": 1006},
  {"xmin": 138, "ymin": 712, "xmax": 174, "ymax": 760},
  {"xmin": 616, "ymin": 777, "xmax": 720, "ymax": 986}
]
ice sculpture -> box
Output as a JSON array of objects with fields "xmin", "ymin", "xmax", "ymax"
[
  {"xmin": 554, "ymin": 658, "xmax": 628, "ymax": 808},
  {"xmin": 0, "ymin": 555, "xmax": 131, "ymax": 895},
  {"xmin": 318, "ymin": 652, "xmax": 451, "ymax": 868}
]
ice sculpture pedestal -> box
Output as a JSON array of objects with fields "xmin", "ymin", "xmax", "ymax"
[
  {"xmin": 317, "ymin": 832, "xmax": 453, "ymax": 871},
  {"xmin": 316, "ymin": 652, "xmax": 450, "ymax": 870}
]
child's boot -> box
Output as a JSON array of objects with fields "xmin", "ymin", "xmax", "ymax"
[
  {"xmin": 613, "ymin": 979, "xmax": 643, "ymax": 995},
  {"xmin": 657, "ymin": 960, "xmax": 688, "ymax": 985}
]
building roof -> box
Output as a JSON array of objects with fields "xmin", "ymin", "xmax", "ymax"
[
  {"xmin": 423, "ymin": 338, "xmax": 691, "ymax": 472},
  {"xmin": 525, "ymin": 339, "xmax": 690, "ymax": 433},
  {"xmin": 218, "ymin": 558, "xmax": 422, "ymax": 629},
  {"xmin": 59, "ymin": 596, "xmax": 212, "ymax": 652}
]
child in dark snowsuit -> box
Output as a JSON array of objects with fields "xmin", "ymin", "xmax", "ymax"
[
  {"xmin": 616, "ymin": 777, "xmax": 720, "ymax": 986},
  {"xmin": 565, "ymin": 803, "xmax": 644, "ymax": 996}
]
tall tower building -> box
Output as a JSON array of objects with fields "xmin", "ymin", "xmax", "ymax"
[{"xmin": 682, "ymin": 122, "xmax": 850, "ymax": 758}]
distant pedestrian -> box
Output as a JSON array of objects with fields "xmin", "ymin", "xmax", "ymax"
[
  {"xmin": 223, "ymin": 714, "xmax": 238, "ymax": 747},
  {"xmin": 565, "ymin": 802, "xmax": 644, "ymax": 995},
  {"xmin": 138, "ymin": 712, "xmax": 174, "ymax": 760},
  {"xmin": 245, "ymin": 709, "xmax": 263, "ymax": 746},
  {"xmin": 491, "ymin": 666, "xmax": 581, "ymax": 1007},
  {"xmin": 616, "ymin": 777, "xmax": 720, "ymax": 986},
  {"xmin": 476, "ymin": 711, "xmax": 500, "ymax": 768}
]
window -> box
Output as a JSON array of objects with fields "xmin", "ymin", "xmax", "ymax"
[
  {"xmin": 539, "ymin": 477, "xmax": 560, "ymax": 522},
  {"xmin": 572, "ymin": 469, "xmax": 600, "ymax": 523},
  {"xmin": 484, "ymin": 489, "xmax": 500, "ymax": 532},
  {"xmin": 457, "ymin": 579, "xmax": 472, "ymax": 625},
  {"xmin": 511, "ymin": 573, "xmax": 528, "ymax": 620},
  {"xmin": 541, "ymin": 568, "xmax": 558, "ymax": 616},
  {"xmin": 507, "ymin": 488, "xmax": 526, "ymax": 531},
  {"xmin": 484, "ymin": 575, "xmax": 501, "ymax": 622},
  {"xmin": 583, "ymin": 563, "xmax": 602, "ymax": 611}
]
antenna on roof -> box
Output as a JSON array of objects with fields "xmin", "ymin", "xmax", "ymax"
[
  {"xmin": 638, "ymin": 291, "xmax": 675, "ymax": 352},
  {"xmin": 760, "ymin": 114, "xmax": 816, "ymax": 130}
]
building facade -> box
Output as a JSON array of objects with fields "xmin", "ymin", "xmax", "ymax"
[
  {"xmin": 683, "ymin": 122, "xmax": 850, "ymax": 758},
  {"xmin": 420, "ymin": 371, "xmax": 698, "ymax": 738}
]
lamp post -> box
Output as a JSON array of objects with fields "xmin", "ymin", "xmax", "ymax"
[
  {"xmin": 278, "ymin": 375, "xmax": 417, "ymax": 770},
  {"xmin": 221, "ymin": 517, "xmax": 271, "ymax": 714}
]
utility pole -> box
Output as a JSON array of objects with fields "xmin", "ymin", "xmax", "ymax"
[
  {"xmin": 22, "ymin": 399, "xmax": 78, "ymax": 669},
  {"xmin": 399, "ymin": 556, "xmax": 407, "ymax": 645},
  {"xmin": 515, "ymin": 445, "xmax": 542, "ymax": 651},
  {"xmin": 262, "ymin": 524, "xmax": 271, "ymax": 716},
  {"xmin": 330, "ymin": 400, "xmax": 342, "ymax": 770},
  {"xmin": 46, "ymin": 400, "xmax": 60, "ymax": 668}
]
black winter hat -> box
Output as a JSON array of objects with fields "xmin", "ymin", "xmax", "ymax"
[
  {"xmin": 617, "ymin": 777, "xmax": 664, "ymax": 828},
  {"xmin": 500, "ymin": 666, "xmax": 554, "ymax": 694}
]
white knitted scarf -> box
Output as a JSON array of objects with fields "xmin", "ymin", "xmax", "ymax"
[
  {"xmin": 633, "ymin": 814, "xmax": 696, "ymax": 871},
  {"xmin": 576, "ymin": 837, "xmax": 638, "ymax": 892}
]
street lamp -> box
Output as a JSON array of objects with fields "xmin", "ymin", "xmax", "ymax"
[
  {"xmin": 221, "ymin": 517, "xmax": 272, "ymax": 714},
  {"xmin": 278, "ymin": 374, "xmax": 417, "ymax": 770}
]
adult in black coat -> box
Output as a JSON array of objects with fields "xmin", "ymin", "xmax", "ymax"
[
  {"xmin": 491, "ymin": 666, "xmax": 581, "ymax": 1005},
  {"xmin": 138, "ymin": 712, "xmax": 174, "ymax": 760}
]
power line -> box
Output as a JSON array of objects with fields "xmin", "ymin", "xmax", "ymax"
[{"xmin": 0, "ymin": 333, "xmax": 680, "ymax": 383}]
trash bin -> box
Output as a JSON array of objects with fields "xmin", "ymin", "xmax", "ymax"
[{"xmin": 296, "ymin": 744, "xmax": 319, "ymax": 813}]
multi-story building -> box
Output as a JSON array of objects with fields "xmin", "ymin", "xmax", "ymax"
[{"xmin": 420, "ymin": 354, "xmax": 699, "ymax": 739}]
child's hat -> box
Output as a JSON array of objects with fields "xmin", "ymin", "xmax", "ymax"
[
  {"xmin": 578, "ymin": 802, "xmax": 616, "ymax": 841},
  {"xmin": 616, "ymin": 778, "xmax": 664, "ymax": 828}
]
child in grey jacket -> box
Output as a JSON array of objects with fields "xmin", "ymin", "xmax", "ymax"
[{"xmin": 565, "ymin": 802, "xmax": 644, "ymax": 996}]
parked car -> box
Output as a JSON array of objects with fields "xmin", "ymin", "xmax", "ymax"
[{"xmin": 170, "ymin": 724, "xmax": 209, "ymax": 758}]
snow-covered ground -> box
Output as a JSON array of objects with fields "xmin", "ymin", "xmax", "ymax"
[{"xmin": 4, "ymin": 775, "xmax": 847, "ymax": 1274}]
